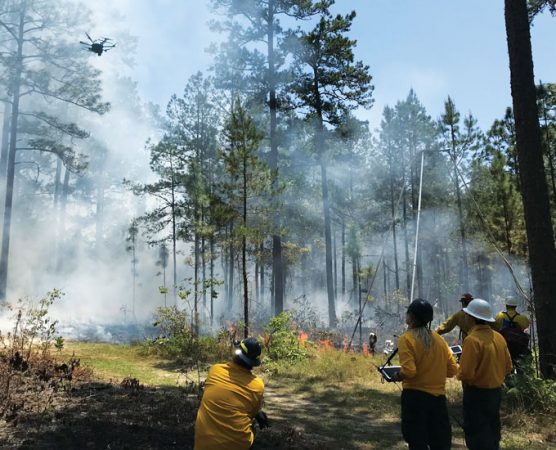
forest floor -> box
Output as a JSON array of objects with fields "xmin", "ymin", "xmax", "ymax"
[{"xmin": 0, "ymin": 342, "xmax": 554, "ymax": 449}]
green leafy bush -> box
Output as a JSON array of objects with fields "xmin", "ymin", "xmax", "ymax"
[
  {"xmin": 144, "ymin": 306, "xmax": 230, "ymax": 366},
  {"xmin": 505, "ymin": 358, "xmax": 556, "ymax": 413},
  {"xmin": 262, "ymin": 312, "xmax": 311, "ymax": 365}
]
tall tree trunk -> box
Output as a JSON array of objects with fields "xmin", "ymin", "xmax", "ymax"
[
  {"xmin": 389, "ymin": 171, "xmax": 400, "ymax": 290},
  {"xmin": 341, "ymin": 222, "xmax": 346, "ymax": 297},
  {"xmin": 402, "ymin": 184, "xmax": 411, "ymax": 298},
  {"xmin": 210, "ymin": 237, "xmax": 215, "ymax": 327},
  {"xmin": 260, "ymin": 241, "xmax": 264, "ymax": 304},
  {"xmin": 228, "ymin": 224, "xmax": 234, "ymax": 310},
  {"xmin": 266, "ymin": 2, "xmax": 284, "ymax": 317},
  {"xmin": 321, "ymin": 161, "xmax": 336, "ymax": 326},
  {"xmin": 194, "ymin": 231, "xmax": 199, "ymax": 335},
  {"xmin": 505, "ymin": 0, "xmax": 556, "ymax": 379},
  {"xmin": 242, "ymin": 153, "xmax": 249, "ymax": 337},
  {"xmin": 333, "ymin": 227, "xmax": 337, "ymax": 297},
  {"xmin": 170, "ymin": 170, "xmax": 177, "ymax": 306},
  {"xmin": 450, "ymin": 129, "xmax": 470, "ymax": 289},
  {"xmin": 0, "ymin": 8, "xmax": 24, "ymax": 301},
  {"xmin": 56, "ymin": 167, "xmax": 70, "ymax": 273},
  {"xmin": 0, "ymin": 102, "xmax": 11, "ymax": 199}
]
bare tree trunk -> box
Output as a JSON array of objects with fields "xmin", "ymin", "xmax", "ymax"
[
  {"xmin": 228, "ymin": 224, "xmax": 234, "ymax": 310},
  {"xmin": 321, "ymin": 161, "xmax": 336, "ymax": 326},
  {"xmin": 0, "ymin": 102, "xmax": 10, "ymax": 200},
  {"xmin": 194, "ymin": 231, "xmax": 199, "ymax": 335},
  {"xmin": 402, "ymin": 185, "xmax": 411, "ymax": 298},
  {"xmin": 390, "ymin": 173, "xmax": 400, "ymax": 290},
  {"xmin": 505, "ymin": 0, "xmax": 556, "ymax": 379},
  {"xmin": 265, "ymin": 2, "xmax": 284, "ymax": 317},
  {"xmin": 210, "ymin": 249, "xmax": 215, "ymax": 327},
  {"xmin": 341, "ymin": 222, "xmax": 346, "ymax": 297},
  {"xmin": 242, "ymin": 153, "xmax": 249, "ymax": 337},
  {"xmin": 56, "ymin": 167, "xmax": 70, "ymax": 273},
  {"xmin": 333, "ymin": 227, "xmax": 337, "ymax": 297},
  {"xmin": 0, "ymin": 8, "xmax": 24, "ymax": 301}
]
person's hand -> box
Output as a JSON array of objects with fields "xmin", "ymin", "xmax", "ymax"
[
  {"xmin": 254, "ymin": 411, "xmax": 270, "ymax": 429},
  {"xmin": 392, "ymin": 371, "xmax": 404, "ymax": 382}
]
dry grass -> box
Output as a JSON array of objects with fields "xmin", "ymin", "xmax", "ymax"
[{"xmin": 3, "ymin": 342, "xmax": 551, "ymax": 449}]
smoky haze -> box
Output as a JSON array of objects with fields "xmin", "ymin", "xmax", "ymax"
[{"xmin": 0, "ymin": 0, "xmax": 535, "ymax": 347}]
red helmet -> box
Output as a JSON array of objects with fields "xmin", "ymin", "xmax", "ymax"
[{"xmin": 460, "ymin": 293, "xmax": 473, "ymax": 306}]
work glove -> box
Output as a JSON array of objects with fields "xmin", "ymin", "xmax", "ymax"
[{"xmin": 254, "ymin": 411, "xmax": 270, "ymax": 429}]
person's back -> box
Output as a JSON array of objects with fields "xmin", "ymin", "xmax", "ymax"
[
  {"xmin": 398, "ymin": 330, "xmax": 457, "ymax": 395},
  {"xmin": 493, "ymin": 297, "xmax": 530, "ymax": 365},
  {"xmin": 194, "ymin": 340, "xmax": 265, "ymax": 450},
  {"xmin": 396, "ymin": 299, "xmax": 457, "ymax": 450},
  {"xmin": 458, "ymin": 299, "xmax": 512, "ymax": 450}
]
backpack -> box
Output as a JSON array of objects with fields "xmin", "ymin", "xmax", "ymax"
[{"xmin": 498, "ymin": 312, "xmax": 530, "ymax": 360}]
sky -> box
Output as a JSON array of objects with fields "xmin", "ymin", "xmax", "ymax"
[{"xmin": 91, "ymin": 1, "xmax": 556, "ymax": 132}]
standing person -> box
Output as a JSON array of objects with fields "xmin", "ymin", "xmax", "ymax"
[
  {"xmin": 435, "ymin": 293, "xmax": 474, "ymax": 340},
  {"xmin": 458, "ymin": 299, "xmax": 513, "ymax": 450},
  {"xmin": 194, "ymin": 338, "xmax": 268, "ymax": 450},
  {"xmin": 368, "ymin": 332, "xmax": 378, "ymax": 356},
  {"xmin": 494, "ymin": 296, "xmax": 530, "ymax": 368},
  {"xmin": 494, "ymin": 296, "xmax": 530, "ymax": 331},
  {"xmin": 393, "ymin": 299, "xmax": 458, "ymax": 450}
]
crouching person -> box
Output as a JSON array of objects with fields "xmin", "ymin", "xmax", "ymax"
[
  {"xmin": 194, "ymin": 338, "xmax": 267, "ymax": 450},
  {"xmin": 458, "ymin": 299, "xmax": 512, "ymax": 450},
  {"xmin": 393, "ymin": 299, "xmax": 458, "ymax": 450}
]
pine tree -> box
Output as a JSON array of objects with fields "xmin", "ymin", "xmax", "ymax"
[
  {"xmin": 220, "ymin": 100, "xmax": 272, "ymax": 337},
  {"xmin": 505, "ymin": 0, "xmax": 556, "ymax": 378},
  {"xmin": 288, "ymin": 8, "xmax": 373, "ymax": 326}
]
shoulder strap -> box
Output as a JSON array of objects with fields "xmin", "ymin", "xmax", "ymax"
[{"xmin": 503, "ymin": 311, "xmax": 517, "ymax": 324}]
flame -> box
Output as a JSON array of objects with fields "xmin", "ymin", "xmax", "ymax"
[
  {"xmin": 318, "ymin": 340, "xmax": 335, "ymax": 351},
  {"xmin": 362, "ymin": 343, "xmax": 369, "ymax": 357},
  {"xmin": 298, "ymin": 331, "xmax": 308, "ymax": 347}
]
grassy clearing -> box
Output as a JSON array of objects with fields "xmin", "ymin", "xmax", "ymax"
[
  {"xmin": 59, "ymin": 341, "xmax": 207, "ymax": 387},
  {"xmin": 50, "ymin": 342, "xmax": 555, "ymax": 449}
]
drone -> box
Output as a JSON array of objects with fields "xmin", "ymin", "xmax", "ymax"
[{"xmin": 80, "ymin": 33, "xmax": 116, "ymax": 56}]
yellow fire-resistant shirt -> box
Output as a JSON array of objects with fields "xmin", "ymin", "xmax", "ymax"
[
  {"xmin": 435, "ymin": 310, "xmax": 471, "ymax": 339},
  {"xmin": 194, "ymin": 361, "xmax": 264, "ymax": 450},
  {"xmin": 493, "ymin": 309, "xmax": 530, "ymax": 331},
  {"xmin": 398, "ymin": 329, "xmax": 458, "ymax": 396},
  {"xmin": 457, "ymin": 324, "xmax": 513, "ymax": 388}
]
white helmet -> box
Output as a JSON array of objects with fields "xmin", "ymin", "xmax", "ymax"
[
  {"xmin": 505, "ymin": 296, "xmax": 518, "ymax": 307},
  {"xmin": 463, "ymin": 299, "xmax": 495, "ymax": 322}
]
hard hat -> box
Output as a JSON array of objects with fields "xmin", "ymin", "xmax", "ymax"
[
  {"xmin": 463, "ymin": 299, "xmax": 495, "ymax": 322},
  {"xmin": 407, "ymin": 298, "xmax": 434, "ymax": 326},
  {"xmin": 505, "ymin": 296, "xmax": 518, "ymax": 307},
  {"xmin": 460, "ymin": 293, "xmax": 474, "ymax": 306},
  {"xmin": 234, "ymin": 337, "xmax": 262, "ymax": 367}
]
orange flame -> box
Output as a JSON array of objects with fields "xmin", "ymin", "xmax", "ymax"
[
  {"xmin": 362, "ymin": 343, "xmax": 369, "ymax": 357},
  {"xmin": 298, "ymin": 331, "xmax": 308, "ymax": 347},
  {"xmin": 318, "ymin": 340, "xmax": 335, "ymax": 351}
]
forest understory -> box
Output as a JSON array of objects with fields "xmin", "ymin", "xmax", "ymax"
[{"xmin": 0, "ymin": 342, "xmax": 553, "ymax": 450}]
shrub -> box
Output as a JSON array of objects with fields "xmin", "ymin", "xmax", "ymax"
[
  {"xmin": 144, "ymin": 306, "xmax": 230, "ymax": 366},
  {"xmin": 262, "ymin": 312, "xmax": 311, "ymax": 366},
  {"xmin": 0, "ymin": 290, "xmax": 86, "ymax": 422},
  {"xmin": 504, "ymin": 357, "xmax": 556, "ymax": 413}
]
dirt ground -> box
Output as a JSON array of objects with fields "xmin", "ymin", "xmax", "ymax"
[{"xmin": 0, "ymin": 377, "xmax": 469, "ymax": 450}]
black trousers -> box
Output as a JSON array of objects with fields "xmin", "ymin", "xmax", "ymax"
[
  {"xmin": 401, "ymin": 389, "xmax": 452, "ymax": 450},
  {"xmin": 462, "ymin": 386, "xmax": 502, "ymax": 450}
]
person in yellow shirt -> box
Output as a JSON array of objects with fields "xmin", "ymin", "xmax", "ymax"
[
  {"xmin": 393, "ymin": 298, "xmax": 458, "ymax": 450},
  {"xmin": 194, "ymin": 338, "xmax": 267, "ymax": 450},
  {"xmin": 493, "ymin": 296, "xmax": 530, "ymax": 331},
  {"xmin": 458, "ymin": 299, "xmax": 512, "ymax": 450},
  {"xmin": 493, "ymin": 296, "xmax": 530, "ymax": 368},
  {"xmin": 435, "ymin": 292, "xmax": 474, "ymax": 340}
]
